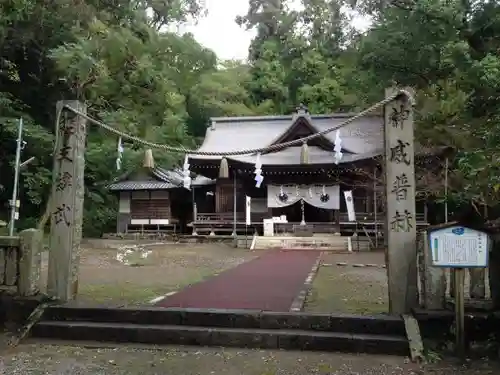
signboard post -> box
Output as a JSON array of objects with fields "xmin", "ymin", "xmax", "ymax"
[{"xmin": 429, "ymin": 225, "xmax": 490, "ymax": 357}]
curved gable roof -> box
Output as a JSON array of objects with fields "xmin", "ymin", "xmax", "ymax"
[
  {"xmin": 266, "ymin": 114, "xmax": 335, "ymax": 152},
  {"xmin": 194, "ymin": 113, "xmax": 383, "ymax": 160}
]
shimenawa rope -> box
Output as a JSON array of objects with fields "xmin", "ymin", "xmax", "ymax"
[
  {"xmin": 37, "ymin": 89, "xmax": 413, "ymax": 231},
  {"xmin": 61, "ymin": 89, "xmax": 414, "ymax": 156}
]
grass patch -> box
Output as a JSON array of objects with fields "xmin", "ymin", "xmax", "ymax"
[
  {"xmin": 77, "ymin": 283, "xmax": 170, "ymax": 305},
  {"xmin": 304, "ymin": 265, "xmax": 388, "ymax": 314},
  {"xmin": 77, "ymin": 268, "xmax": 222, "ymax": 306}
]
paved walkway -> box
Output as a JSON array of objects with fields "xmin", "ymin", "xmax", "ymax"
[{"xmin": 155, "ymin": 250, "xmax": 320, "ymax": 311}]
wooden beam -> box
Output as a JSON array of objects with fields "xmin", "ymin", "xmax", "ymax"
[
  {"xmin": 384, "ymin": 88, "xmax": 419, "ymax": 314},
  {"xmin": 47, "ymin": 100, "xmax": 87, "ymax": 302}
]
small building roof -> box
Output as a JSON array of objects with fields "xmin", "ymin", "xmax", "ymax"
[{"xmin": 108, "ymin": 167, "xmax": 214, "ymax": 191}]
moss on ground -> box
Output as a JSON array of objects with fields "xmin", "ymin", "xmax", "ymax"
[{"xmin": 304, "ymin": 265, "xmax": 388, "ymax": 314}]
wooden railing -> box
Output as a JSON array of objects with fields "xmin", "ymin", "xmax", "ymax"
[
  {"xmin": 0, "ymin": 229, "xmax": 42, "ymax": 296},
  {"xmin": 195, "ymin": 213, "xmax": 244, "ymax": 222},
  {"xmin": 195, "ymin": 211, "xmax": 428, "ymax": 224},
  {"xmin": 338, "ymin": 211, "xmax": 427, "ymax": 224},
  {"xmin": 191, "ymin": 211, "xmax": 428, "ymax": 238}
]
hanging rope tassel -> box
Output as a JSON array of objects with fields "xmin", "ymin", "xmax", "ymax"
[
  {"xmin": 143, "ymin": 149, "xmax": 155, "ymax": 169},
  {"xmin": 219, "ymin": 157, "xmax": 229, "ymax": 178},
  {"xmin": 300, "ymin": 142, "xmax": 309, "ymax": 164}
]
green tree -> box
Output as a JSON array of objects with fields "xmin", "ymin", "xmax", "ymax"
[{"xmin": 0, "ymin": 0, "xmax": 209, "ymax": 235}]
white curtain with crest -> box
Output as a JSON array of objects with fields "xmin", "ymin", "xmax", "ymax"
[{"xmin": 267, "ymin": 184, "xmax": 340, "ymax": 210}]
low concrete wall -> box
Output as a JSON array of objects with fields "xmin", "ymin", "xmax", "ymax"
[
  {"xmin": 0, "ymin": 294, "xmax": 46, "ymax": 328},
  {"xmin": 413, "ymin": 308, "xmax": 500, "ymax": 342}
]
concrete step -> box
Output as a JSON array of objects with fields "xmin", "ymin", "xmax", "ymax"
[
  {"xmin": 253, "ymin": 235, "xmax": 353, "ymax": 251},
  {"xmin": 40, "ymin": 306, "xmax": 407, "ymax": 336},
  {"xmin": 32, "ymin": 321, "xmax": 409, "ymax": 356}
]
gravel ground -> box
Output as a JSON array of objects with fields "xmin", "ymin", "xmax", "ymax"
[
  {"xmin": 40, "ymin": 241, "xmax": 257, "ymax": 306},
  {"xmin": 305, "ymin": 252, "xmax": 388, "ymax": 314},
  {"xmin": 4, "ymin": 248, "xmax": 499, "ymax": 374},
  {"xmin": 1, "ymin": 343, "xmax": 499, "ymax": 375}
]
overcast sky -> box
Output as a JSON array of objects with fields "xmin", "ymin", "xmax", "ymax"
[{"xmin": 181, "ymin": 0, "xmax": 370, "ymax": 61}]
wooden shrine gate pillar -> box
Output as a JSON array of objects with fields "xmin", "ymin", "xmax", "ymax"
[
  {"xmin": 384, "ymin": 88, "xmax": 419, "ymax": 314},
  {"xmin": 47, "ymin": 101, "xmax": 87, "ymax": 302},
  {"xmin": 215, "ymin": 178, "xmax": 243, "ymax": 213}
]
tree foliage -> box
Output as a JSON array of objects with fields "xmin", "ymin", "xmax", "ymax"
[{"xmin": 1, "ymin": 0, "xmax": 500, "ymax": 235}]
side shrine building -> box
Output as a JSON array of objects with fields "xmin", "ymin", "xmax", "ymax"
[{"xmin": 109, "ymin": 105, "xmax": 452, "ymax": 244}]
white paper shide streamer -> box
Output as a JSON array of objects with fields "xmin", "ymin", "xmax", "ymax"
[
  {"xmin": 116, "ymin": 136, "xmax": 124, "ymax": 171},
  {"xmin": 254, "ymin": 153, "xmax": 263, "ymax": 188},
  {"xmin": 334, "ymin": 130, "xmax": 342, "ymax": 164},
  {"xmin": 183, "ymin": 155, "xmax": 191, "ymax": 190},
  {"xmin": 344, "ymin": 190, "xmax": 356, "ymax": 222}
]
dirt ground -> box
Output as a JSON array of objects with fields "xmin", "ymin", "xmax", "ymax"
[
  {"xmin": 40, "ymin": 240, "xmax": 257, "ymax": 306},
  {"xmin": 39, "ymin": 241, "xmax": 390, "ymax": 311},
  {"xmin": 305, "ymin": 251, "xmax": 389, "ymax": 314},
  {"xmin": 1, "ymin": 342, "xmax": 499, "ymax": 375}
]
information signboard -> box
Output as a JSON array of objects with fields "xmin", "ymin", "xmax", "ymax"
[{"xmin": 429, "ymin": 226, "xmax": 489, "ymax": 268}]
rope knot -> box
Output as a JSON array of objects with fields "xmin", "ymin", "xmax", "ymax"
[{"xmin": 398, "ymin": 89, "xmax": 416, "ymax": 107}]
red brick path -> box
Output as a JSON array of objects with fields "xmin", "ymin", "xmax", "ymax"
[{"xmin": 155, "ymin": 250, "xmax": 320, "ymax": 311}]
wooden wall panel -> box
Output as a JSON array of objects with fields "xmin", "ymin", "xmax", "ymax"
[
  {"xmin": 131, "ymin": 192, "xmax": 171, "ymax": 219},
  {"xmin": 215, "ymin": 179, "xmax": 243, "ymax": 213},
  {"xmin": 119, "ymin": 192, "xmax": 131, "ymax": 213}
]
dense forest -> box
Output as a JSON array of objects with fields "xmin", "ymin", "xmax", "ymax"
[{"xmin": 1, "ymin": 0, "xmax": 499, "ymax": 236}]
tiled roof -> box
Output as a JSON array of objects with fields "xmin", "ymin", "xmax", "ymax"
[
  {"xmin": 188, "ymin": 113, "xmax": 383, "ymax": 165},
  {"xmin": 108, "ymin": 181, "xmax": 178, "ymax": 191},
  {"xmin": 108, "ymin": 167, "xmax": 215, "ymax": 191}
]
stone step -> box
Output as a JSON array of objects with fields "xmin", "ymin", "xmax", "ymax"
[
  {"xmin": 40, "ymin": 306, "xmax": 407, "ymax": 336},
  {"xmin": 32, "ymin": 321, "xmax": 410, "ymax": 356},
  {"xmin": 253, "ymin": 236, "xmax": 355, "ymax": 251}
]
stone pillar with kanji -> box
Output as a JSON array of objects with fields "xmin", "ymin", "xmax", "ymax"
[
  {"xmin": 384, "ymin": 88, "xmax": 419, "ymax": 314},
  {"xmin": 47, "ymin": 101, "xmax": 87, "ymax": 302}
]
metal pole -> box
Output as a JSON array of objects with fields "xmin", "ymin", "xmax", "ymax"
[
  {"xmin": 233, "ymin": 170, "xmax": 237, "ymax": 244},
  {"xmin": 444, "ymin": 157, "xmax": 448, "ymax": 222},
  {"xmin": 192, "ymin": 187, "xmax": 196, "ymax": 219},
  {"xmin": 9, "ymin": 118, "xmax": 23, "ymax": 236},
  {"xmin": 191, "ymin": 186, "xmax": 197, "ymax": 235},
  {"xmin": 373, "ymin": 166, "xmax": 378, "ymax": 248}
]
